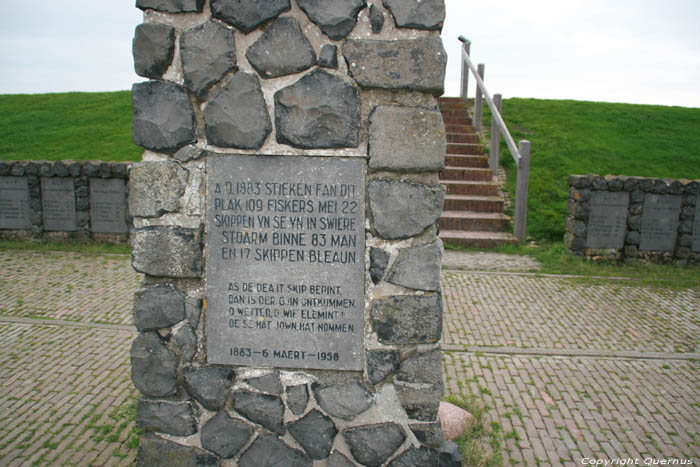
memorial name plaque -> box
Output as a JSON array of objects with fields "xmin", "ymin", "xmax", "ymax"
[
  {"xmin": 41, "ymin": 178, "xmax": 77, "ymax": 231},
  {"xmin": 206, "ymin": 155, "xmax": 365, "ymax": 370},
  {"xmin": 0, "ymin": 177, "xmax": 31, "ymax": 230},
  {"xmin": 585, "ymin": 192, "xmax": 629, "ymax": 249},
  {"xmin": 692, "ymin": 194, "xmax": 700, "ymax": 253},
  {"xmin": 639, "ymin": 194, "xmax": 681, "ymax": 251},
  {"xmin": 90, "ymin": 178, "xmax": 128, "ymax": 234}
]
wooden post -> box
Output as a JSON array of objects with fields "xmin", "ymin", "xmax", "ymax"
[
  {"xmin": 473, "ymin": 63, "xmax": 485, "ymax": 131},
  {"xmin": 514, "ymin": 140, "xmax": 531, "ymax": 243},
  {"xmin": 459, "ymin": 37, "xmax": 471, "ymax": 100},
  {"xmin": 489, "ymin": 93, "xmax": 502, "ymax": 177}
]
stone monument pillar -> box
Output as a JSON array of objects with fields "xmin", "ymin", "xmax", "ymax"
[{"xmin": 129, "ymin": 0, "xmax": 447, "ymax": 464}]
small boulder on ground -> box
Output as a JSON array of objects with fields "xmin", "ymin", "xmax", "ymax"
[{"xmin": 438, "ymin": 401, "xmax": 473, "ymax": 440}]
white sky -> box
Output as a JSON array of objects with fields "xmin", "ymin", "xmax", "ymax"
[{"xmin": 1, "ymin": 0, "xmax": 699, "ymax": 107}]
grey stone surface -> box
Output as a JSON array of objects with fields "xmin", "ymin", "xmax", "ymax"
[
  {"xmin": 369, "ymin": 106, "xmax": 446, "ymax": 172},
  {"xmin": 369, "ymin": 247, "xmax": 390, "ymax": 284},
  {"xmin": 130, "ymin": 333, "xmax": 178, "ymax": 398},
  {"xmin": 41, "ymin": 178, "xmax": 76, "ymax": 232},
  {"xmin": 343, "ymin": 37, "xmax": 447, "ymax": 95},
  {"xmin": 395, "ymin": 381, "xmax": 442, "ymax": 421},
  {"xmin": 318, "ymin": 44, "xmax": 338, "ymax": 69},
  {"xmin": 132, "ymin": 81, "xmax": 196, "ymax": 152},
  {"xmin": 313, "ymin": 382, "xmax": 373, "ymax": 421},
  {"xmin": 182, "ymin": 366, "xmax": 234, "ymax": 411},
  {"xmin": 275, "ymin": 70, "xmax": 360, "ymax": 148},
  {"xmin": 204, "ymin": 72, "xmax": 271, "ymax": 150},
  {"xmin": 286, "ymin": 384, "xmax": 309, "ymax": 416},
  {"xmin": 133, "ymin": 23, "xmax": 175, "ymax": 79},
  {"xmin": 137, "ymin": 433, "xmax": 219, "ymax": 467},
  {"xmin": 371, "ymin": 294, "xmax": 442, "ymax": 344},
  {"xmin": 172, "ymin": 323, "xmax": 197, "ymax": 361},
  {"xmin": 211, "ymin": 0, "xmax": 290, "ymax": 33},
  {"xmin": 369, "ymin": 4, "xmax": 384, "ymax": 33},
  {"xmin": 296, "ymin": 0, "xmax": 366, "ymax": 40},
  {"xmin": 410, "ymin": 422, "xmax": 443, "ymax": 447},
  {"xmin": 136, "ymin": 0, "xmax": 205, "ymax": 13},
  {"xmin": 129, "ymin": 161, "xmax": 188, "ymax": 218},
  {"xmin": 245, "ymin": 371, "xmax": 282, "ymax": 394},
  {"xmin": 328, "ymin": 450, "xmax": 356, "ymax": 467},
  {"xmin": 385, "ymin": 240, "xmax": 442, "ymax": 291},
  {"xmin": 90, "ymin": 178, "xmax": 128, "ymax": 234},
  {"xmin": 585, "ymin": 192, "xmax": 629, "ymax": 249},
  {"xmin": 180, "ymin": 21, "xmax": 237, "ymax": 98},
  {"xmin": 246, "ymin": 17, "xmax": 316, "ymax": 79},
  {"xmin": 131, "ymin": 226, "xmax": 203, "ymax": 278},
  {"xmin": 185, "ymin": 297, "xmax": 202, "ymax": 328},
  {"xmin": 133, "ymin": 283, "xmax": 185, "ymax": 332},
  {"xmin": 173, "ymin": 144, "xmax": 203, "ymax": 162},
  {"xmin": 388, "ymin": 446, "xmax": 439, "ymax": 467},
  {"xmin": 383, "ymin": 0, "xmax": 445, "ymax": 30},
  {"xmin": 233, "ymin": 390, "xmax": 285, "ymax": 434},
  {"xmin": 239, "ymin": 434, "xmax": 311, "ymax": 467},
  {"xmin": 439, "ymin": 441, "xmax": 462, "ymax": 467},
  {"xmin": 0, "ymin": 177, "xmax": 31, "ymax": 229},
  {"xmin": 693, "ymin": 195, "xmax": 700, "ymax": 252},
  {"xmin": 366, "ymin": 349, "xmax": 399, "ymax": 385},
  {"xmin": 640, "ymin": 194, "xmax": 682, "ymax": 251},
  {"xmin": 342, "ymin": 423, "xmax": 406, "ymax": 467},
  {"xmin": 200, "ymin": 412, "xmax": 253, "ymax": 459},
  {"xmin": 288, "ymin": 409, "xmax": 338, "ymax": 460},
  {"xmin": 396, "ymin": 348, "xmax": 443, "ymax": 385},
  {"xmin": 368, "ymin": 178, "xmax": 445, "ymax": 239},
  {"xmin": 136, "ymin": 399, "xmax": 197, "ymax": 436}
]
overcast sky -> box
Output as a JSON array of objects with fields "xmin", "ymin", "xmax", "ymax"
[{"xmin": 1, "ymin": 0, "xmax": 699, "ymax": 107}]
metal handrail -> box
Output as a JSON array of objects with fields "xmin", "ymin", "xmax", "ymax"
[{"xmin": 457, "ymin": 36, "xmax": 531, "ymax": 242}]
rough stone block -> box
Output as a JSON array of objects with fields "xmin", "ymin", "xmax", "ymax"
[
  {"xmin": 181, "ymin": 21, "xmax": 237, "ymax": 98},
  {"xmin": 201, "ymin": 412, "xmax": 253, "ymax": 459},
  {"xmin": 318, "ymin": 44, "xmax": 338, "ymax": 69},
  {"xmin": 133, "ymin": 283, "xmax": 185, "ymax": 332},
  {"xmin": 247, "ymin": 17, "xmax": 316, "ymax": 79},
  {"xmin": 129, "ymin": 161, "xmax": 188, "ymax": 218},
  {"xmin": 204, "ymin": 72, "xmax": 271, "ymax": 150},
  {"xmin": 136, "ymin": 0, "xmax": 205, "ymax": 13},
  {"xmin": 409, "ymin": 421, "xmax": 444, "ymax": 447},
  {"xmin": 369, "ymin": 4, "xmax": 385, "ymax": 33},
  {"xmin": 245, "ymin": 371, "xmax": 282, "ymax": 395},
  {"xmin": 328, "ymin": 450, "xmax": 356, "ymax": 467},
  {"xmin": 211, "ymin": 0, "xmax": 290, "ymax": 33},
  {"xmin": 388, "ymin": 446, "xmax": 439, "ymax": 467},
  {"xmin": 297, "ymin": 0, "xmax": 366, "ymax": 40},
  {"xmin": 369, "ymin": 106, "xmax": 446, "ymax": 172},
  {"xmin": 439, "ymin": 440, "xmax": 462, "ymax": 467},
  {"xmin": 385, "ymin": 240, "xmax": 442, "ymax": 291},
  {"xmin": 366, "ymin": 348, "xmax": 399, "ymax": 385},
  {"xmin": 313, "ymin": 382, "xmax": 373, "ymax": 421},
  {"xmin": 383, "ymin": 0, "xmax": 445, "ymax": 30},
  {"xmin": 371, "ymin": 294, "xmax": 442, "ymax": 344},
  {"xmin": 130, "ymin": 333, "xmax": 178, "ymax": 398},
  {"xmin": 288, "ymin": 409, "xmax": 338, "ymax": 460},
  {"xmin": 136, "ymin": 399, "xmax": 197, "ymax": 436},
  {"xmin": 342, "ymin": 423, "xmax": 406, "ymax": 467},
  {"xmin": 239, "ymin": 433, "xmax": 311, "ymax": 467},
  {"xmin": 183, "ymin": 366, "xmax": 234, "ymax": 411},
  {"xmin": 275, "ymin": 70, "xmax": 360, "ymax": 149},
  {"xmin": 368, "ymin": 178, "xmax": 444, "ymax": 239},
  {"xmin": 286, "ymin": 384, "xmax": 309, "ymax": 416},
  {"xmin": 132, "ymin": 81, "xmax": 196, "ymax": 152},
  {"xmin": 233, "ymin": 390, "xmax": 285, "ymax": 434},
  {"xmin": 133, "ymin": 23, "xmax": 175, "ymax": 79},
  {"xmin": 369, "ymin": 247, "xmax": 390, "ymax": 284},
  {"xmin": 137, "ymin": 433, "xmax": 219, "ymax": 467},
  {"xmin": 343, "ymin": 37, "xmax": 447, "ymax": 95},
  {"xmin": 131, "ymin": 226, "xmax": 202, "ymax": 278},
  {"xmin": 395, "ymin": 381, "xmax": 442, "ymax": 421},
  {"xmin": 396, "ymin": 348, "xmax": 443, "ymax": 385}
]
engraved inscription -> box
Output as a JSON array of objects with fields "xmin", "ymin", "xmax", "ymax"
[
  {"xmin": 639, "ymin": 194, "xmax": 681, "ymax": 251},
  {"xmin": 692, "ymin": 194, "xmax": 700, "ymax": 253},
  {"xmin": 585, "ymin": 192, "xmax": 629, "ymax": 249},
  {"xmin": 90, "ymin": 178, "xmax": 128, "ymax": 234},
  {"xmin": 206, "ymin": 155, "xmax": 365, "ymax": 370},
  {"xmin": 0, "ymin": 177, "xmax": 31, "ymax": 230},
  {"xmin": 41, "ymin": 178, "xmax": 77, "ymax": 232}
]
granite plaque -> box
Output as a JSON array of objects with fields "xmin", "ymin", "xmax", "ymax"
[
  {"xmin": 0, "ymin": 176, "xmax": 31, "ymax": 230},
  {"xmin": 585, "ymin": 192, "xmax": 629, "ymax": 249},
  {"xmin": 639, "ymin": 194, "xmax": 681, "ymax": 251},
  {"xmin": 90, "ymin": 178, "xmax": 128, "ymax": 234},
  {"xmin": 206, "ymin": 155, "xmax": 365, "ymax": 370},
  {"xmin": 692, "ymin": 194, "xmax": 700, "ymax": 252},
  {"xmin": 41, "ymin": 177, "xmax": 77, "ymax": 231}
]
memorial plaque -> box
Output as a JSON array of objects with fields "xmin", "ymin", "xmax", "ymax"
[
  {"xmin": 90, "ymin": 178, "xmax": 128, "ymax": 234},
  {"xmin": 0, "ymin": 176, "xmax": 31, "ymax": 230},
  {"xmin": 639, "ymin": 194, "xmax": 681, "ymax": 251},
  {"xmin": 206, "ymin": 155, "xmax": 365, "ymax": 370},
  {"xmin": 585, "ymin": 192, "xmax": 629, "ymax": 249},
  {"xmin": 41, "ymin": 177, "xmax": 77, "ymax": 231},
  {"xmin": 692, "ymin": 194, "xmax": 700, "ymax": 252}
]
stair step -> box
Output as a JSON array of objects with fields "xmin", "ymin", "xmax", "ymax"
[
  {"xmin": 447, "ymin": 133, "xmax": 479, "ymax": 144},
  {"xmin": 447, "ymin": 143, "xmax": 483, "ymax": 155},
  {"xmin": 443, "ymin": 115, "xmax": 471, "ymax": 126},
  {"xmin": 443, "ymin": 194, "xmax": 504, "ymax": 212},
  {"xmin": 440, "ymin": 230, "xmax": 518, "ymax": 248},
  {"xmin": 438, "ymin": 97, "xmax": 464, "ymax": 105},
  {"xmin": 442, "ymin": 180, "xmax": 500, "ymax": 196},
  {"xmin": 440, "ymin": 211, "xmax": 511, "ymax": 232},
  {"xmin": 440, "ymin": 109, "xmax": 469, "ymax": 119},
  {"xmin": 445, "ymin": 124, "xmax": 477, "ymax": 134},
  {"xmin": 440, "ymin": 167, "xmax": 493, "ymax": 182},
  {"xmin": 445, "ymin": 155, "xmax": 489, "ymax": 168}
]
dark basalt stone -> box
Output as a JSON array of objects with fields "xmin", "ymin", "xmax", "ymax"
[
  {"xmin": 366, "ymin": 348, "xmax": 399, "ymax": 385},
  {"xmin": 383, "ymin": 0, "xmax": 446, "ymax": 30},
  {"xmin": 342, "ymin": 423, "xmax": 406, "ymax": 467},
  {"xmin": 131, "ymin": 226, "xmax": 203, "ymax": 278},
  {"xmin": 313, "ymin": 382, "xmax": 373, "ymax": 421},
  {"xmin": 233, "ymin": 390, "xmax": 285, "ymax": 434},
  {"xmin": 180, "ymin": 21, "xmax": 237, "ymax": 98},
  {"xmin": 200, "ymin": 412, "xmax": 253, "ymax": 458},
  {"xmin": 136, "ymin": 433, "xmax": 219, "ymax": 467},
  {"xmin": 239, "ymin": 433, "xmax": 311, "ymax": 467},
  {"xmin": 371, "ymin": 294, "xmax": 442, "ymax": 344},
  {"xmin": 130, "ymin": 333, "xmax": 178, "ymax": 398},
  {"xmin": 287, "ymin": 409, "xmax": 338, "ymax": 460},
  {"xmin": 385, "ymin": 240, "xmax": 442, "ymax": 291},
  {"xmin": 182, "ymin": 366, "xmax": 235, "ymax": 411},
  {"xmin": 369, "ymin": 4, "xmax": 385, "ymax": 33},
  {"xmin": 246, "ymin": 17, "xmax": 316, "ymax": 79},
  {"xmin": 388, "ymin": 446, "xmax": 439, "ymax": 467},
  {"xmin": 286, "ymin": 384, "xmax": 309, "ymax": 415},
  {"xmin": 133, "ymin": 283, "xmax": 185, "ymax": 332},
  {"xmin": 133, "ymin": 23, "xmax": 175, "ymax": 79},
  {"xmin": 297, "ymin": 0, "xmax": 366, "ymax": 40},
  {"xmin": 136, "ymin": 0, "xmax": 205, "ymax": 13},
  {"xmin": 318, "ymin": 44, "xmax": 338, "ymax": 69},
  {"xmin": 245, "ymin": 371, "xmax": 282, "ymax": 395},
  {"xmin": 210, "ymin": 0, "xmax": 290, "ymax": 33},
  {"xmin": 369, "ymin": 247, "xmax": 390, "ymax": 284},
  {"xmin": 136, "ymin": 399, "xmax": 197, "ymax": 436}
]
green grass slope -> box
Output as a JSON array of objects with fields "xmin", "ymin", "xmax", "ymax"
[
  {"xmin": 0, "ymin": 91, "xmax": 142, "ymax": 162},
  {"xmin": 494, "ymin": 99, "xmax": 700, "ymax": 240}
]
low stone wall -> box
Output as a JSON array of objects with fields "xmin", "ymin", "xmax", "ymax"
[
  {"xmin": 565, "ymin": 174, "xmax": 700, "ymax": 263},
  {"xmin": 0, "ymin": 160, "xmax": 131, "ymax": 242}
]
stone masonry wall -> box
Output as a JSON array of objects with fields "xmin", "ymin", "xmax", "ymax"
[
  {"xmin": 129, "ymin": 0, "xmax": 449, "ymax": 466},
  {"xmin": 566, "ymin": 174, "xmax": 700, "ymax": 264}
]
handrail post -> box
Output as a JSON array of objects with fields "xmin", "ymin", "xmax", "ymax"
[
  {"xmin": 489, "ymin": 93, "xmax": 502, "ymax": 177},
  {"xmin": 473, "ymin": 64, "xmax": 485, "ymax": 130},
  {"xmin": 514, "ymin": 140, "xmax": 531, "ymax": 243},
  {"xmin": 459, "ymin": 37, "xmax": 471, "ymax": 100}
]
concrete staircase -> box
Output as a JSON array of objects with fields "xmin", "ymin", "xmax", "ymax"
[{"xmin": 438, "ymin": 97, "xmax": 518, "ymax": 248}]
